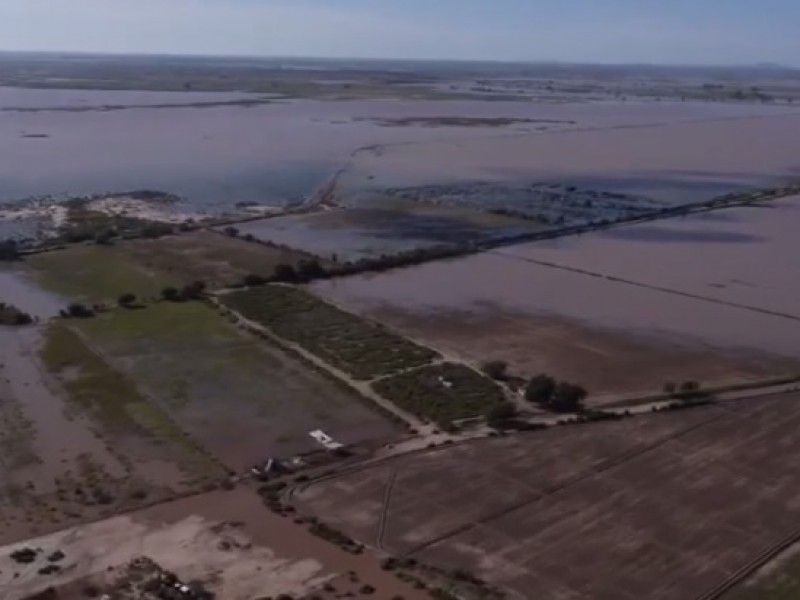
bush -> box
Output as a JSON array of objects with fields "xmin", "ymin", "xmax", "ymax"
[
  {"xmin": 486, "ymin": 401, "xmax": 517, "ymax": 427},
  {"xmin": 118, "ymin": 293, "xmax": 136, "ymax": 307},
  {"xmin": 65, "ymin": 303, "xmax": 94, "ymax": 318},
  {"xmin": 550, "ymin": 382, "xmax": 587, "ymax": 413},
  {"xmin": 242, "ymin": 274, "xmax": 268, "ymax": 287},
  {"xmin": 160, "ymin": 287, "xmax": 182, "ymax": 302},
  {"xmin": 525, "ymin": 374, "xmax": 555, "ymax": 404},
  {"xmin": 273, "ymin": 263, "xmax": 298, "ymax": 282}
]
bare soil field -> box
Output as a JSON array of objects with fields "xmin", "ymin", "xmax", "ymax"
[
  {"xmin": 1, "ymin": 487, "xmax": 429, "ymax": 600},
  {"xmin": 292, "ymin": 393, "xmax": 800, "ymax": 600},
  {"xmin": 499, "ymin": 195, "xmax": 800, "ymax": 319},
  {"xmin": 311, "ymin": 251, "xmax": 800, "ymax": 401},
  {"xmin": 72, "ymin": 301, "xmax": 399, "ymax": 469}
]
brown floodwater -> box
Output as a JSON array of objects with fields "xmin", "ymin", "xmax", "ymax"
[
  {"xmin": 347, "ymin": 112, "xmax": 800, "ymax": 203},
  {"xmin": 2, "ymin": 87, "xmax": 795, "ymax": 213},
  {"xmin": 498, "ymin": 195, "xmax": 800, "ymax": 319},
  {"xmin": 311, "ymin": 248, "xmax": 800, "ymax": 359}
]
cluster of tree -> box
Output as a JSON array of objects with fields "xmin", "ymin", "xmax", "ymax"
[
  {"xmin": 0, "ymin": 239, "xmax": 20, "ymax": 260},
  {"xmin": 0, "ymin": 302, "xmax": 33, "ymax": 326},
  {"xmin": 525, "ymin": 374, "xmax": 587, "ymax": 413},
  {"xmin": 239, "ymin": 260, "xmax": 327, "ymax": 287},
  {"xmin": 59, "ymin": 303, "xmax": 95, "ymax": 319},
  {"xmin": 485, "ymin": 401, "xmax": 518, "ymax": 428},
  {"xmin": 160, "ymin": 281, "xmax": 206, "ymax": 302}
]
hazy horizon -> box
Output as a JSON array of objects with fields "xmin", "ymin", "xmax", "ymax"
[{"xmin": 1, "ymin": 0, "xmax": 799, "ymax": 68}]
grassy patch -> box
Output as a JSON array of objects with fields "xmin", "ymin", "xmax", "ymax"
[
  {"xmin": 728, "ymin": 552, "xmax": 800, "ymax": 600},
  {"xmin": 372, "ymin": 363, "xmax": 505, "ymax": 426},
  {"xmin": 120, "ymin": 230, "xmax": 319, "ymax": 288},
  {"xmin": 222, "ymin": 285, "xmax": 438, "ymax": 380},
  {"xmin": 28, "ymin": 245, "xmax": 171, "ymax": 303}
]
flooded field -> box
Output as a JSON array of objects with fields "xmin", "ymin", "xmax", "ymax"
[
  {"xmin": 498, "ymin": 195, "xmax": 800, "ymax": 318},
  {"xmin": 2, "ymin": 87, "xmax": 796, "ymax": 217},
  {"xmin": 312, "ymin": 245, "xmax": 800, "ymax": 399},
  {"xmin": 345, "ymin": 111, "xmax": 800, "ymax": 205},
  {"xmin": 232, "ymin": 202, "xmax": 541, "ymax": 260}
]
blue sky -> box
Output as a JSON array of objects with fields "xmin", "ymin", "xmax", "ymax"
[{"xmin": 0, "ymin": 0, "xmax": 797, "ymax": 66}]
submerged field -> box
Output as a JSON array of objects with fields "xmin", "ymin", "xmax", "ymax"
[{"xmin": 230, "ymin": 200, "xmax": 542, "ymax": 261}]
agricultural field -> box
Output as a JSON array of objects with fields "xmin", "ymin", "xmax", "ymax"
[
  {"xmin": 231, "ymin": 200, "xmax": 543, "ymax": 261},
  {"xmin": 311, "ymin": 246, "xmax": 800, "ymax": 402},
  {"xmin": 119, "ymin": 229, "xmax": 320, "ymax": 288},
  {"xmin": 73, "ymin": 300, "xmax": 399, "ymax": 467},
  {"xmin": 25, "ymin": 230, "xmax": 319, "ymax": 304},
  {"xmin": 222, "ymin": 285, "xmax": 439, "ymax": 380},
  {"xmin": 0, "ymin": 322, "xmax": 224, "ymax": 547},
  {"xmin": 292, "ymin": 392, "xmax": 800, "ymax": 600},
  {"xmin": 372, "ymin": 363, "xmax": 506, "ymax": 426}
]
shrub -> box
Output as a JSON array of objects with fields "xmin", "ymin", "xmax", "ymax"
[
  {"xmin": 525, "ymin": 374, "xmax": 555, "ymax": 404},
  {"xmin": 118, "ymin": 293, "xmax": 136, "ymax": 307}
]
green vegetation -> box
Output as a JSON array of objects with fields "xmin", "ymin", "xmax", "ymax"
[
  {"xmin": 727, "ymin": 551, "xmax": 800, "ymax": 600},
  {"xmin": 40, "ymin": 324, "xmax": 219, "ymax": 480},
  {"xmin": 525, "ymin": 374, "xmax": 587, "ymax": 413},
  {"xmin": 372, "ymin": 363, "xmax": 505, "ymax": 426},
  {"xmin": 0, "ymin": 302, "xmax": 33, "ymax": 325},
  {"xmin": 29, "ymin": 246, "xmax": 171, "ymax": 302},
  {"xmin": 223, "ymin": 285, "xmax": 438, "ymax": 380}
]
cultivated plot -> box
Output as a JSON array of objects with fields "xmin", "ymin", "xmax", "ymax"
[
  {"xmin": 294, "ymin": 394, "xmax": 800, "ymax": 600},
  {"xmin": 74, "ymin": 301, "xmax": 399, "ymax": 468},
  {"xmin": 312, "ymin": 250, "xmax": 800, "ymax": 400}
]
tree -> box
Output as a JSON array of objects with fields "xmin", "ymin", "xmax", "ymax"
[
  {"xmin": 94, "ymin": 229, "xmax": 115, "ymax": 245},
  {"xmin": 66, "ymin": 303, "xmax": 94, "ymax": 318},
  {"xmin": 481, "ymin": 360, "xmax": 508, "ymax": 381},
  {"xmin": 242, "ymin": 274, "xmax": 267, "ymax": 287},
  {"xmin": 181, "ymin": 281, "xmax": 206, "ymax": 300},
  {"xmin": 118, "ymin": 293, "xmax": 136, "ymax": 307},
  {"xmin": 486, "ymin": 401, "xmax": 517, "ymax": 427},
  {"xmin": 160, "ymin": 287, "xmax": 181, "ymax": 302},
  {"xmin": 550, "ymin": 382, "xmax": 587, "ymax": 413},
  {"xmin": 0, "ymin": 239, "xmax": 19, "ymax": 261},
  {"xmin": 525, "ymin": 374, "xmax": 555, "ymax": 404},
  {"xmin": 223, "ymin": 227, "xmax": 239, "ymax": 237},
  {"xmin": 273, "ymin": 263, "xmax": 298, "ymax": 282},
  {"xmin": 663, "ymin": 382, "xmax": 677, "ymax": 394},
  {"xmin": 297, "ymin": 259, "xmax": 326, "ymax": 280}
]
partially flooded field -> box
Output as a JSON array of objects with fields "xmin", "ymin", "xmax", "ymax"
[
  {"xmin": 74, "ymin": 301, "xmax": 399, "ymax": 467},
  {"xmin": 312, "ymin": 248, "xmax": 800, "ymax": 399},
  {"xmin": 1, "ymin": 487, "xmax": 428, "ymax": 600},
  {"xmin": 232, "ymin": 201, "xmax": 542, "ymax": 260}
]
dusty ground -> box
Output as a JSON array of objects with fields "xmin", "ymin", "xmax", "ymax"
[
  {"xmin": 0, "ymin": 487, "xmax": 429, "ymax": 600},
  {"xmin": 292, "ymin": 392, "xmax": 800, "ymax": 600}
]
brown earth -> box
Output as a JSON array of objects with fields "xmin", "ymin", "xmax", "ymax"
[{"xmin": 292, "ymin": 392, "xmax": 800, "ymax": 600}]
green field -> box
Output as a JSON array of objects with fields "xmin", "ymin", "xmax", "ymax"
[
  {"xmin": 28, "ymin": 246, "xmax": 171, "ymax": 303},
  {"xmin": 222, "ymin": 285, "xmax": 439, "ymax": 380},
  {"xmin": 372, "ymin": 363, "xmax": 505, "ymax": 426}
]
